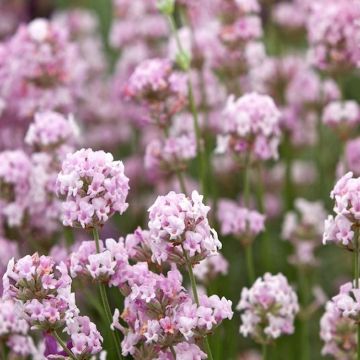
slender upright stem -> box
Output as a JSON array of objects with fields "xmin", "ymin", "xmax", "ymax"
[
  {"xmin": 298, "ymin": 268, "xmax": 310, "ymax": 360},
  {"xmin": 245, "ymin": 244, "xmax": 255, "ymax": 284},
  {"xmin": 354, "ymin": 226, "xmax": 360, "ymax": 360},
  {"xmin": 181, "ymin": 245, "xmax": 214, "ymax": 360},
  {"xmin": 243, "ymin": 155, "xmax": 255, "ymax": 283},
  {"xmin": 52, "ymin": 330, "xmax": 77, "ymax": 360},
  {"xmin": 92, "ymin": 228, "xmax": 123, "ymax": 360},
  {"xmin": 284, "ymin": 134, "xmax": 294, "ymax": 211},
  {"xmin": 262, "ymin": 344, "xmax": 267, "ymax": 360},
  {"xmin": 176, "ymin": 169, "xmax": 188, "ymax": 195},
  {"xmin": 170, "ymin": 345, "xmax": 177, "ymax": 359},
  {"xmin": 167, "ymin": 14, "xmax": 207, "ymax": 198},
  {"xmin": 0, "ymin": 341, "xmax": 6, "ymax": 360}
]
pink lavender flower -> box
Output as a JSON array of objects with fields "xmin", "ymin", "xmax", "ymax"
[
  {"xmin": 322, "ymin": 101, "xmax": 360, "ymax": 139},
  {"xmin": 237, "ymin": 273, "xmax": 299, "ymax": 344},
  {"xmin": 332, "ymin": 282, "xmax": 360, "ymax": 322},
  {"xmin": 323, "ymin": 172, "xmax": 360, "ymax": 249},
  {"xmin": 145, "ymin": 134, "xmax": 196, "ymax": 180},
  {"xmin": 320, "ymin": 300, "xmax": 357, "ymax": 359},
  {"xmin": 0, "ymin": 150, "xmax": 31, "ymax": 227},
  {"xmin": 3, "ymin": 253, "xmax": 78, "ymax": 330},
  {"xmin": 0, "ymin": 237, "xmax": 18, "ymax": 293},
  {"xmin": 156, "ymin": 342, "xmax": 207, "ymax": 359},
  {"xmin": 307, "ymin": 0, "xmax": 360, "ymax": 72},
  {"xmin": 112, "ymin": 267, "xmax": 232, "ymax": 357},
  {"xmin": 0, "ymin": 18, "xmax": 87, "ymax": 119},
  {"xmin": 217, "ymin": 199, "xmax": 265, "ymax": 245},
  {"xmin": 215, "ymin": 92, "xmax": 281, "ymax": 162},
  {"xmin": 147, "ymin": 190, "xmax": 221, "ymax": 265},
  {"xmin": 124, "ymin": 58, "xmax": 188, "ymax": 125},
  {"xmin": 344, "ymin": 137, "xmax": 360, "ymax": 176},
  {"xmin": 64, "ymin": 315, "xmax": 103, "ymax": 357},
  {"xmin": 193, "ymin": 253, "xmax": 229, "ymax": 283},
  {"xmin": 0, "ymin": 298, "xmax": 29, "ymax": 337},
  {"xmin": 25, "ymin": 111, "xmax": 78, "ymax": 150},
  {"xmin": 56, "ymin": 148, "xmax": 130, "ymax": 228},
  {"xmin": 70, "ymin": 238, "xmax": 128, "ymax": 285},
  {"xmin": 282, "ymin": 199, "xmax": 326, "ymax": 267}
]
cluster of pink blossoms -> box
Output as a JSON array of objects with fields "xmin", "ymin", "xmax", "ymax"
[
  {"xmin": 2, "ymin": 253, "xmax": 103, "ymax": 358},
  {"xmin": 0, "ymin": 18, "xmax": 87, "ymax": 119},
  {"xmin": 237, "ymin": 273, "xmax": 299, "ymax": 344},
  {"xmin": 343, "ymin": 138, "xmax": 360, "ymax": 176},
  {"xmin": 0, "ymin": 299, "xmax": 40, "ymax": 358},
  {"xmin": 56, "ymin": 148, "xmax": 130, "ymax": 228},
  {"xmin": 124, "ymin": 58, "xmax": 188, "ymax": 125},
  {"xmin": 320, "ymin": 299, "xmax": 357, "ymax": 359},
  {"xmin": 306, "ymin": 0, "xmax": 360, "ymax": 72},
  {"xmin": 216, "ymin": 92, "xmax": 281, "ymax": 161},
  {"xmin": 0, "ymin": 150, "xmax": 32, "ymax": 227},
  {"xmin": 112, "ymin": 267, "xmax": 233, "ymax": 358},
  {"xmin": 145, "ymin": 134, "xmax": 197, "ymax": 180},
  {"xmin": 322, "ymin": 101, "xmax": 360, "ymax": 139},
  {"xmin": 217, "ymin": 199, "xmax": 265, "ymax": 245},
  {"xmin": 148, "ymin": 190, "xmax": 221, "ymax": 265},
  {"xmin": 282, "ymin": 198, "xmax": 326, "ymax": 267},
  {"xmin": 25, "ymin": 111, "xmax": 78, "ymax": 150},
  {"xmin": 193, "ymin": 253, "xmax": 229, "ymax": 284},
  {"xmin": 323, "ymin": 172, "xmax": 360, "ymax": 249}
]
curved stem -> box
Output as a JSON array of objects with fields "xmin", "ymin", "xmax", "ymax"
[
  {"xmin": 93, "ymin": 228, "xmax": 123, "ymax": 360},
  {"xmin": 52, "ymin": 330, "xmax": 77, "ymax": 360}
]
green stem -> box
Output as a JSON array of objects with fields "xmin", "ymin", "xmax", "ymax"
[
  {"xmin": 262, "ymin": 344, "xmax": 267, "ymax": 360},
  {"xmin": 242, "ymin": 155, "xmax": 255, "ymax": 283},
  {"xmin": 176, "ymin": 169, "xmax": 188, "ymax": 195},
  {"xmin": 245, "ymin": 244, "xmax": 255, "ymax": 284},
  {"xmin": 92, "ymin": 228, "xmax": 123, "ymax": 360},
  {"xmin": 0, "ymin": 341, "xmax": 6, "ymax": 360},
  {"xmin": 256, "ymin": 164, "xmax": 271, "ymax": 271},
  {"xmin": 181, "ymin": 245, "xmax": 213, "ymax": 360},
  {"xmin": 170, "ymin": 345, "xmax": 177, "ymax": 359},
  {"xmin": 298, "ymin": 268, "xmax": 310, "ymax": 360},
  {"xmin": 167, "ymin": 14, "xmax": 207, "ymax": 198},
  {"xmin": 52, "ymin": 330, "xmax": 77, "ymax": 360},
  {"xmin": 354, "ymin": 226, "xmax": 360, "ymax": 360},
  {"xmin": 284, "ymin": 134, "xmax": 294, "ymax": 211}
]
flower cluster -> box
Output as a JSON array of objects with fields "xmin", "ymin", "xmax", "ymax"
[
  {"xmin": 148, "ymin": 190, "xmax": 221, "ymax": 265},
  {"xmin": 307, "ymin": 0, "xmax": 360, "ymax": 72},
  {"xmin": 56, "ymin": 148, "xmax": 130, "ymax": 228},
  {"xmin": 237, "ymin": 273, "xmax": 299, "ymax": 344},
  {"xmin": 282, "ymin": 198, "xmax": 326, "ymax": 266},
  {"xmin": 320, "ymin": 300, "xmax": 357, "ymax": 359},
  {"xmin": 64, "ymin": 315, "xmax": 103, "ymax": 357},
  {"xmin": 331, "ymin": 282, "xmax": 360, "ymax": 322},
  {"xmin": 145, "ymin": 134, "xmax": 196, "ymax": 180},
  {"xmin": 0, "ymin": 18, "xmax": 87, "ymax": 119},
  {"xmin": 3, "ymin": 254, "xmax": 77, "ymax": 330},
  {"xmin": 0, "ymin": 150, "xmax": 31, "ymax": 227},
  {"xmin": 323, "ymin": 172, "xmax": 360, "ymax": 249},
  {"xmin": 113, "ymin": 267, "xmax": 233, "ymax": 358},
  {"xmin": 322, "ymin": 101, "xmax": 360, "ymax": 139},
  {"xmin": 217, "ymin": 199, "xmax": 265, "ymax": 245},
  {"xmin": 344, "ymin": 137, "xmax": 360, "ymax": 176},
  {"xmin": 193, "ymin": 253, "xmax": 229, "ymax": 283},
  {"xmin": 70, "ymin": 238, "xmax": 128, "ymax": 286},
  {"xmin": 216, "ymin": 92, "xmax": 281, "ymax": 162},
  {"xmin": 25, "ymin": 111, "xmax": 78, "ymax": 150},
  {"xmin": 124, "ymin": 58, "xmax": 188, "ymax": 125}
]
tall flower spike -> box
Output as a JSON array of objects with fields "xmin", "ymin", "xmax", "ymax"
[{"xmin": 56, "ymin": 148, "xmax": 130, "ymax": 228}]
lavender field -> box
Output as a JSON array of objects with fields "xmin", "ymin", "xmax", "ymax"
[{"xmin": 0, "ymin": 0, "xmax": 359, "ymax": 359}]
